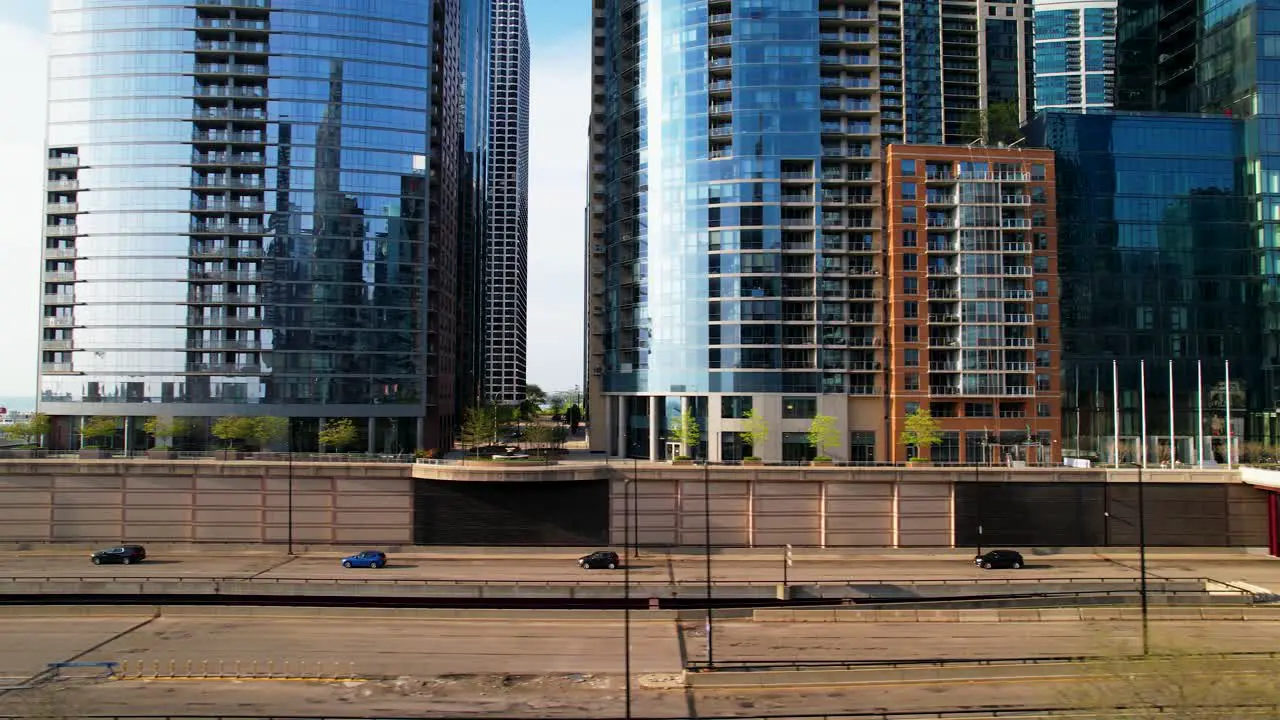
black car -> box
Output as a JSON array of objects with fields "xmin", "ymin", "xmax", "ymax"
[
  {"xmin": 975, "ymin": 549, "xmax": 1024, "ymax": 569},
  {"xmin": 578, "ymin": 551, "xmax": 620, "ymax": 570},
  {"xmin": 91, "ymin": 545, "xmax": 146, "ymax": 565}
]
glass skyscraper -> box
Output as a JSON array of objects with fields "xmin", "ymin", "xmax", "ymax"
[
  {"xmin": 1032, "ymin": 0, "xmax": 1117, "ymax": 110},
  {"xmin": 1027, "ymin": 111, "xmax": 1253, "ymax": 462},
  {"xmin": 38, "ymin": 0, "xmax": 465, "ymax": 452},
  {"xmin": 584, "ymin": 0, "xmax": 1047, "ymax": 462}
]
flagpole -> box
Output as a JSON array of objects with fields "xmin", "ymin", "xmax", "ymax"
[
  {"xmin": 1140, "ymin": 360, "xmax": 1148, "ymax": 468},
  {"xmin": 1225, "ymin": 359, "xmax": 1233, "ymax": 469},
  {"xmin": 1197, "ymin": 360, "xmax": 1204, "ymax": 469},
  {"xmin": 1168, "ymin": 360, "xmax": 1175, "ymax": 467},
  {"xmin": 1113, "ymin": 359, "xmax": 1121, "ymax": 468}
]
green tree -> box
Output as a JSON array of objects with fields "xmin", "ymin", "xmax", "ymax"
[
  {"xmin": 460, "ymin": 405, "xmax": 498, "ymax": 454},
  {"xmin": 900, "ymin": 407, "xmax": 943, "ymax": 461},
  {"xmin": 740, "ymin": 408, "xmax": 770, "ymax": 460},
  {"xmin": 807, "ymin": 414, "xmax": 841, "ymax": 461},
  {"xmin": 27, "ymin": 413, "xmax": 51, "ymax": 448},
  {"xmin": 142, "ymin": 417, "xmax": 192, "ymax": 449},
  {"xmin": 667, "ymin": 406, "xmax": 701, "ymax": 459},
  {"xmin": 318, "ymin": 417, "xmax": 359, "ymax": 452},
  {"xmin": 525, "ymin": 423, "xmax": 555, "ymax": 450},
  {"xmin": 958, "ymin": 100, "xmax": 1023, "ymax": 145},
  {"xmin": 249, "ymin": 416, "xmax": 290, "ymax": 450},
  {"xmin": 81, "ymin": 416, "xmax": 119, "ymax": 450},
  {"xmin": 1, "ymin": 421, "xmax": 33, "ymax": 444},
  {"xmin": 524, "ymin": 384, "xmax": 547, "ymax": 407},
  {"xmin": 211, "ymin": 416, "xmax": 255, "ymax": 449}
]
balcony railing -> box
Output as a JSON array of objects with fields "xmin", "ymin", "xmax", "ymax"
[
  {"xmin": 41, "ymin": 362, "xmax": 74, "ymax": 373},
  {"xmin": 46, "ymin": 225, "xmax": 79, "ymax": 237},
  {"xmin": 47, "ymin": 155, "xmax": 79, "ymax": 169}
]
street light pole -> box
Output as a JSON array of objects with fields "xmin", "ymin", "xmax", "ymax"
[
  {"xmin": 1137, "ymin": 462, "xmax": 1150, "ymax": 655},
  {"xmin": 287, "ymin": 417, "xmax": 294, "ymax": 557},
  {"xmin": 622, "ymin": 476, "xmax": 632, "ymax": 719},
  {"xmin": 703, "ymin": 454, "xmax": 714, "ymax": 666}
]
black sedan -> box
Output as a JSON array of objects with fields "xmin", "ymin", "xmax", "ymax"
[
  {"xmin": 91, "ymin": 545, "xmax": 147, "ymax": 565},
  {"xmin": 975, "ymin": 549, "xmax": 1024, "ymax": 570}
]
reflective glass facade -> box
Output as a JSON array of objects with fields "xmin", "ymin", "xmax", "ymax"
[
  {"xmin": 585, "ymin": 0, "xmax": 1044, "ymax": 462},
  {"xmin": 1026, "ymin": 111, "xmax": 1258, "ymax": 460},
  {"xmin": 38, "ymin": 0, "xmax": 465, "ymax": 451},
  {"xmin": 1109, "ymin": 0, "xmax": 1280, "ymax": 446},
  {"xmin": 1033, "ymin": 0, "xmax": 1117, "ymax": 110}
]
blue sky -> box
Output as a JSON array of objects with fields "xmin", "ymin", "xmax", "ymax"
[{"xmin": 0, "ymin": 1, "xmax": 591, "ymax": 397}]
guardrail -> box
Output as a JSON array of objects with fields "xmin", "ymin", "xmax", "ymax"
[
  {"xmin": 686, "ymin": 650, "xmax": 1280, "ymax": 673},
  {"xmin": 0, "ymin": 575, "xmax": 1220, "ymax": 588}
]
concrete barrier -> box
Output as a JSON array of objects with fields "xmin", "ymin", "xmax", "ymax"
[{"xmin": 752, "ymin": 605, "xmax": 1280, "ymax": 623}]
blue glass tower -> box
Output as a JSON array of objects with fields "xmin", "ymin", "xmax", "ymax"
[
  {"xmin": 585, "ymin": 0, "xmax": 1040, "ymax": 462},
  {"xmin": 37, "ymin": 0, "xmax": 465, "ymax": 452}
]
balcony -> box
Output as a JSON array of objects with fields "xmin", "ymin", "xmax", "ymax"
[
  {"xmin": 193, "ymin": 63, "xmax": 268, "ymax": 76},
  {"xmin": 47, "ymin": 180, "xmax": 79, "ymax": 192},
  {"xmin": 47, "ymin": 155, "xmax": 79, "ymax": 169},
  {"xmin": 191, "ymin": 176, "xmax": 264, "ymax": 189},
  {"xmin": 42, "ymin": 339, "xmax": 74, "ymax": 351},
  {"xmin": 191, "ymin": 221, "xmax": 266, "ymax": 234},
  {"xmin": 184, "ymin": 362, "xmax": 262, "ymax": 374},
  {"xmin": 193, "ymin": 85, "xmax": 267, "ymax": 98},
  {"xmin": 848, "ymin": 386, "xmax": 881, "ymax": 396},
  {"xmin": 929, "ymin": 362, "xmax": 961, "ymax": 372},
  {"xmin": 928, "ymin": 313, "xmax": 959, "ymax": 323},
  {"xmin": 930, "ymin": 385, "xmax": 961, "ymax": 395},
  {"xmin": 926, "ymin": 217, "xmax": 955, "ymax": 228},
  {"xmin": 781, "ymin": 193, "xmax": 813, "ymax": 203},
  {"xmin": 1003, "ymin": 289, "xmax": 1033, "ymax": 299},
  {"xmin": 195, "ymin": 17, "xmax": 269, "ymax": 30},
  {"xmin": 929, "ymin": 337, "xmax": 960, "ymax": 348},
  {"xmin": 927, "ymin": 240, "xmax": 957, "ymax": 252},
  {"xmin": 928, "ymin": 289, "xmax": 959, "ymax": 300},
  {"xmin": 1001, "ymin": 218, "xmax": 1032, "ymax": 228},
  {"xmin": 41, "ymin": 362, "xmax": 74, "ymax": 373},
  {"xmin": 188, "ymin": 315, "xmax": 263, "ymax": 327},
  {"xmin": 709, "ymin": 34, "xmax": 733, "ymax": 46},
  {"xmin": 927, "ymin": 266, "xmax": 958, "ymax": 276},
  {"xmin": 1004, "ymin": 313, "xmax": 1034, "ymax": 324},
  {"xmin": 193, "ymin": 108, "xmax": 267, "ymax": 121},
  {"xmin": 195, "ymin": 40, "xmax": 268, "ymax": 53},
  {"xmin": 191, "ymin": 270, "xmax": 263, "ymax": 282},
  {"xmin": 191, "ymin": 246, "xmax": 265, "ymax": 259},
  {"xmin": 192, "ymin": 130, "xmax": 265, "ymax": 143},
  {"xmin": 46, "ymin": 202, "xmax": 78, "ymax": 214},
  {"xmin": 186, "ymin": 339, "xmax": 263, "ymax": 350},
  {"xmin": 187, "ymin": 293, "xmax": 263, "ymax": 305},
  {"xmin": 1002, "ymin": 266, "xmax": 1033, "ymax": 276},
  {"xmin": 194, "ymin": 0, "xmax": 270, "ymax": 7},
  {"xmin": 43, "ymin": 294, "xmax": 75, "ymax": 305},
  {"xmin": 46, "ymin": 225, "xmax": 79, "ymax": 237},
  {"xmin": 1000, "ymin": 195, "xmax": 1031, "ymax": 205},
  {"xmin": 44, "ymin": 271, "xmax": 75, "ymax": 283}
]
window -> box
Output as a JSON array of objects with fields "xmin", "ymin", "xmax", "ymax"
[
  {"xmin": 902, "ymin": 229, "xmax": 917, "ymax": 247},
  {"xmin": 904, "ymin": 325, "xmax": 919, "ymax": 342},
  {"xmin": 721, "ymin": 396, "xmax": 753, "ymax": 418},
  {"xmin": 1035, "ymin": 303, "xmax": 1049, "ymax": 320},
  {"xmin": 1034, "ymin": 232, "xmax": 1049, "ymax": 250},
  {"xmin": 965, "ymin": 402, "xmax": 994, "ymax": 417},
  {"xmin": 1036, "ymin": 350, "xmax": 1051, "ymax": 367},
  {"xmin": 1033, "ymin": 255, "xmax": 1049, "ymax": 273},
  {"xmin": 904, "ymin": 301, "xmax": 919, "ymax": 319},
  {"xmin": 905, "ymin": 348, "xmax": 920, "ymax": 366},
  {"xmin": 1035, "ymin": 279, "xmax": 1049, "ymax": 297},
  {"xmin": 1031, "ymin": 163, "xmax": 1046, "ymax": 180},
  {"xmin": 1037, "ymin": 402, "xmax": 1051, "ymax": 417},
  {"xmin": 782, "ymin": 397, "xmax": 817, "ymax": 419},
  {"xmin": 902, "ymin": 206, "xmax": 917, "ymax": 223},
  {"xmin": 904, "ymin": 277, "xmax": 918, "ymax": 294},
  {"xmin": 901, "ymin": 182, "xmax": 917, "ymax": 200},
  {"xmin": 721, "ymin": 431, "xmax": 750, "ymax": 461},
  {"xmin": 905, "ymin": 372, "xmax": 920, "ymax": 390},
  {"xmin": 1036, "ymin": 327, "xmax": 1051, "ymax": 343},
  {"xmin": 902, "ymin": 253, "xmax": 918, "ymax": 271},
  {"xmin": 782, "ymin": 432, "xmax": 815, "ymax": 462},
  {"xmin": 849, "ymin": 431, "xmax": 876, "ymax": 463},
  {"xmin": 905, "ymin": 401, "xmax": 921, "ymax": 415},
  {"xmin": 1036, "ymin": 373, "xmax": 1051, "ymax": 391},
  {"xmin": 901, "ymin": 159, "xmax": 916, "ymax": 175}
]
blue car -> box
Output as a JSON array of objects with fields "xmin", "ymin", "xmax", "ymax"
[{"xmin": 341, "ymin": 550, "xmax": 388, "ymax": 569}]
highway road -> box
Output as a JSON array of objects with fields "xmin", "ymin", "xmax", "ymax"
[
  {"xmin": 3, "ymin": 611, "xmax": 1278, "ymax": 717},
  {"xmin": 1, "ymin": 551, "xmax": 1279, "ymax": 588}
]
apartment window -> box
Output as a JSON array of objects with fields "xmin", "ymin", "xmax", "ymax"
[
  {"xmin": 905, "ymin": 401, "xmax": 921, "ymax": 415},
  {"xmin": 1034, "ymin": 255, "xmax": 1049, "ymax": 273},
  {"xmin": 1035, "ymin": 303, "xmax": 1049, "ymax": 320},
  {"xmin": 902, "ymin": 206, "xmax": 917, "ymax": 223},
  {"xmin": 904, "ymin": 301, "xmax": 919, "ymax": 319},
  {"xmin": 1037, "ymin": 402, "xmax": 1051, "ymax": 417},
  {"xmin": 1035, "ymin": 279, "xmax": 1050, "ymax": 297},
  {"xmin": 904, "ymin": 277, "xmax": 918, "ymax": 294},
  {"xmin": 1036, "ymin": 350, "xmax": 1051, "ymax": 368},
  {"xmin": 901, "ymin": 159, "xmax": 916, "ymax": 175},
  {"xmin": 721, "ymin": 396, "xmax": 753, "ymax": 418},
  {"xmin": 849, "ymin": 431, "xmax": 876, "ymax": 463},
  {"xmin": 905, "ymin": 372, "xmax": 920, "ymax": 390},
  {"xmin": 965, "ymin": 402, "xmax": 994, "ymax": 417},
  {"xmin": 902, "ymin": 253, "xmax": 918, "ymax": 271},
  {"xmin": 1031, "ymin": 163, "xmax": 1046, "ymax": 180},
  {"xmin": 782, "ymin": 397, "xmax": 817, "ymax": 419},
  {"xmin": 902, "ymin": 229, "xmax": 917, "ymax": 247},
  {"xmin": 1034, "ymin": 232, "xmax": 1049, "ymax": 249},
  {"xmin": 905, "ymin": 348, "xmax": 920, "ymax": 366},
  {"xmin": 904, "ymin": 325, "xmax": 919, "ymax": 342},
  {"xmin": 901, "ymin": 182, "xmax": 917, "ymax": 200},
  {"xmin": 1037, "ymin": 327, "xmax": 1051, "ymax": 343},
  {"xmin": 1036, "ymin": 373, "xmax": 1051, "ymax": 391}
]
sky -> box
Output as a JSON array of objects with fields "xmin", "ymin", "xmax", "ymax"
[{"xmin": 0, "ymin": 1, "xmax": 590, "ymax": 399}]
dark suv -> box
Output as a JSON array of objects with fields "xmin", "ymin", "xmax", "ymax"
[
  {"xmin": 975, "ymin": 549, "xmax": 1024, "ymax": 570},
  {"xmin": 578, "ymin": 551, "xmax": 620, "ymax": 570},
  {"xmin": 91, "ymin": 545, "xmax": 147, "ymax": 565}
]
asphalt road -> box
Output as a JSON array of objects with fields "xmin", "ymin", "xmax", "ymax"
[
  {"xmin": 0, "ymin": 552, "xmax": 1278, "ymax": 589},
  {"xmin": 2, "ymin": 611, "xmax": 1278, "ymax": 718}
]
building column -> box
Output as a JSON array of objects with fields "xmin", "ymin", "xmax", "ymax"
[
  {"xmin": 649, "ymin": 396, "xmax": 661, "ymax": 461},
  {"xmin": 367, "ymin": 417, "xmax": 376, "ymax": 455},
  {"xmin": 416, "ymin": 417, "xmax": 425, "ymax": 452},
  {"xmin": 679, "ymin": 395, "xmax": 691, "ymax": 458},
  {"xmin": 615, "ymin": 397, "xmax": 627, "ymax": 458},
  {"xmin": 123, "ymin": 416, "xmax": 131, "ymax": 457}
]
